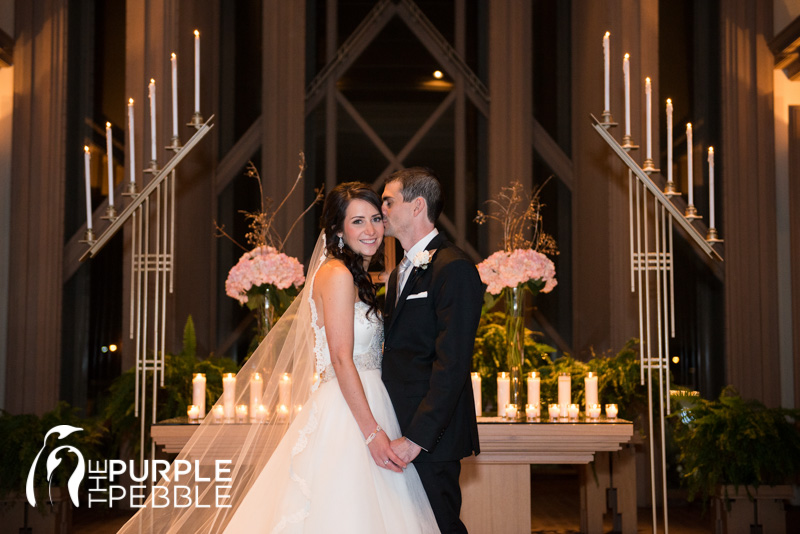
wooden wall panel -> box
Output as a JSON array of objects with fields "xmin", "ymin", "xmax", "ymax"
[
  {"xmin": 6, "ymin": 1, "xmax": 69, "ymax": 414},
  {"xmin": 720, "ymin": 0, "xmax": 781, "ymax": 406},
  {"xmin": 487, "ymin": 0, "xmax": 532, "ymax": 252},
  {"xmin": 789, "ymin": 106, "xmax": 800, "ymax": 409}
]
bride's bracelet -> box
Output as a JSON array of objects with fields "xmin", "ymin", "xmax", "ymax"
[{"xmin": 365, "ymin": 425, "xmax": 383, "ymax": 445}]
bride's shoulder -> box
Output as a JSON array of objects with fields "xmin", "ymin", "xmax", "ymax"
[{"xmin": 315, "ymin": 260, "xmax": 355, "ymax": 290}]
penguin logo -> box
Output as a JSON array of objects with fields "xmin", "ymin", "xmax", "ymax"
[{"xmin": 25, "ymin": 425, "xmax": 86, "ymax": 507}]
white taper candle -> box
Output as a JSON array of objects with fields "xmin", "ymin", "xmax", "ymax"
[
  {"xmin": 171, "ymin": 53, "xmax": 178, "ymax": 138},
  {"xmin": 687, "ymin": 123, "xmax": 693, "ymax": 205},
  {"xmin": 127, "ymin": 98, "xmax": 135, "ymax": 183},
  {"xmin": 84, "ymin": 146, "xmax": 92, "ymax": 230},
  {"xmin": 194, "ymin": 30, "xmax": 201, "ymax": 113},
  {"xmin": 148, "ymin": 79, "xmax": 157, "ymax": 161},
  {"xmin": 105, "ymin": 122, "xmax": 114, "ymax": 207},
  {"xmin": 645, "ymin": 77, "xmax": 652, "ymax": 159},
  {"xmin": 666, "ymin": 99, "xmax": 673, "ymax": 182},
  {"xmin": 603, "ymin": 32, "xmax": 610, "ymax": 112},
  {"xmin": 708, "ymin": 147, "xmax": 715, "ymax": 227},
  {"xmin": 623, "ymin": 53, "xmax": 631, "ymax": 136}
]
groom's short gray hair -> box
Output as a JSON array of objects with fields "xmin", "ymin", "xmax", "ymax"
[{"xmin": 385, "ymin": 167, "xmax": 443, "ymax": 224}]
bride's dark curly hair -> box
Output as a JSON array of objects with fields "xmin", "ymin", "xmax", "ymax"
[{"xmin": 321, "ymin": 182, "xmax": 384, "ymax": 317}]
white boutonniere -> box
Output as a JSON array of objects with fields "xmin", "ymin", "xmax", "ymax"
[{"xmin": 412, "ymin": 249, "xmax": 435, "ymax": 270}]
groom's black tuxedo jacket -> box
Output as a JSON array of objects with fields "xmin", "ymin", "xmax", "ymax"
[{"xmin": 382, "ymin": 233, "xmax": 484, "ymax": 462}]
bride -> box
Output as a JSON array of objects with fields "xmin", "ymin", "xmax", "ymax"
[{"xmin": 118, "ymin": 182, "xmax": 438, "ymax": 533}]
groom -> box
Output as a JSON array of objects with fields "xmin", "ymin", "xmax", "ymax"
[{"xmin": 381, "ymin": 167, "xmax": 484, "ymax": 533}]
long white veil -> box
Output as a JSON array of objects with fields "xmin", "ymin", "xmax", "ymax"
[{"xmin": 118, "ymin": 232, "xmax": 328, "ymax": 533}]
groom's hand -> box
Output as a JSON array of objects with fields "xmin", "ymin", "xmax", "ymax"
[{"xmin": 391, "ymin": 437, "xmax": 422, "ymax": 463}]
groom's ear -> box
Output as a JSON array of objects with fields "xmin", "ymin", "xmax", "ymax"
[{"xmin": 412, "ymin": 197, "xmax": 427, "ymax": 217}]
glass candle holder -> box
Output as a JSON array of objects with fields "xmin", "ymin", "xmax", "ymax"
[
  {"xmin": 253, "ymin": 404, "xmax": 268, "ymax": 423},
  {"xmin": 587, "ymin": 403, "xmax": 602, "ymax": 419},
  {"xmin": 567, "ymin": 403, "xmax": 580, "ymax": 420},
  {"xmin": 213, "ymin": 404, "xmax": 224, "ymax": 424},
  {"xmin": 505, "ymin": 403, "xmax": 518, "ymax": 420},
  {"xmin": 605, "ymin": 403, "xmax": 619, "ymax": 419},
  {"xmin": 187, "ymin": 404, "xmax": 200, "ymax": 423},
  {"xmin": 236, "ymin": 404, "xmax": 249, "ymax": 423},
  {"xmin": 548, "ymin": 403, "xmax": 561, "ymax": 420},
  {"xmin": 525, "ymin": 403, "xmax": 540, "ymax": 420}
]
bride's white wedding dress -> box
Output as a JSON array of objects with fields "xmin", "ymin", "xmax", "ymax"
[{"xmin": 222, "ymin": 271, "xmax": 439, "ymax": 533}]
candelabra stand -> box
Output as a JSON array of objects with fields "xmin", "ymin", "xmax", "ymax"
[
  {"xmin": 188, "ymin": 112, "xmax": 204, "ymax": 130},
  {"xmin": 621, "ymin": 135, "xmax": 638, "ymax": 151},
  {"xmin": 122, "ymin": 181, "xmax": 139, "ymax": 198},
  {"xmin": 684, "ymin": 204, "xmax": 701, "ymax": 220},
  {"xmin": 663, "ymin": 180, "xmax": 679, "ymax": 197},
  {"xmin": 600, "ymin": 110, "xmax": 617, "ymax": 129},
  {"xmin": 642, "ymin": 159, "xmax": 659, "ymax": 174},
  {"xmin": 705, "ymin": 227, "xmax": 723, "ymax": 243},
  {"xmin": 101, "ymin": 205, "xmax": 118, "ymax": 221}
]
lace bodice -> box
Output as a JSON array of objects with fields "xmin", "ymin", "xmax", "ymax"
[{"xmin": 308, "ymin": 273, "xmax": 383, "ymax": 384}]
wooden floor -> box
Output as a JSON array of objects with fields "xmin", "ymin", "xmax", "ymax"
[
  {"xmin": 74, "ymin": 469, "xmax": 718, "ymax": 533},
  {"xmin": 531, "ymin": 467, "xmax": 715, "ymax": 534}
]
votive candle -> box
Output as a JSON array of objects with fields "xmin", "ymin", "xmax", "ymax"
[
  {"xmin": 587, "ymin": 404, "xmax": 602, "ymax": 419},
  {"xmin": 606, "ymin": 403, "xmax": 619, "ymax": 419},
  {"xmin": 213, "ymin": 404, "xmax": 224, "ymax": 424},
  {"xmin": 525, "ymin": 403, "xmax": 540, "ymax": 420},
  {"xmin": 256, "ymin": 404, "xmax": 268, "ymax": 423},
  {"xmin": 548, "ymin": 403, "xmax": 561, "ymax": 421},
  {"xmin": 505, "ymin": 404, "xmax": 518, "ymax": 420},
  {"xmin": 236, "ymin": 404, "xmax": 248, "ymax": 424},
  {"xmin": 279, "ymin": 373, "xmax": 292, "ymax": 409},
  {"xmin": 187, "ymin": 404, "xmax": 199, "ymax": 422},
  {"xmin": 568, "ymin": 403, "xmax": 580, "ymax": 420}
]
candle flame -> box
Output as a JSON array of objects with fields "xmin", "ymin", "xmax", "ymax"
[
  {"xmin": 224, "ymin": 372, "xmax": 235, "ymax": 379},
  {"xmin": 194, "ymin": 29, "xmax": 200, "ymax": 37},
  {"xmin": 624, "ymin": 53, "xmax": 630, "ymax": 60},
  {"xmin": 150, "ymin": 78, "xmax": 155, "ymax": 84},
  {"xmin": 687, "ymin": 123, "xmax": 692, "ymax": 130},
  {"xmin": 708, "ymin": 146, "xmax": 714, "ymax": 154},
  {"xmin": 666, "ymin": 98, "xmax": 672, "ymax": 104},
  {"xmin": 588, "ymin": 372, "xmax": 594, "ymax": 378},
  {"xmin": 645, "ymin": 77, "xmax": 651, "ymax": 84},
  {"xmin": 128, "ymin": 97, "xmax": 134, "ymax": 105},
  {"xmin": 252, "ymin": 372, "xmax": 262, "ymax": 380},
  {"xmin": 282, "ymin": 373, "xmax": 290, "ymax": 381},
  {"xmin": 84, "ymin": 145, "xmax": 90, "ymax": 153},
  {"xmin": 171, "ymin": 52, "xmax": 176, "ymax": 59},
  {"xmin": 604, "ymin": 31, "xmax": 610, "ymax": 38},
  {"xmin": 106, "ymin": 121, "xmax": 111, "ymax": 129}
]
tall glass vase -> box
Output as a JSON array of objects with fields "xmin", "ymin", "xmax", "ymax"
[
  {"xmin": 254, "ymin": 286, "xmax": 276, "ymax": 340},
  {"xmin": 505, "ymin": 285, "xmax": 525, "ymax": 420}
]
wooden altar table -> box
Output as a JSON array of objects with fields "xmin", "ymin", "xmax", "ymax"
[{"xmin": 152, "ymin": 416, "xmax": 635, "ymax": 534}]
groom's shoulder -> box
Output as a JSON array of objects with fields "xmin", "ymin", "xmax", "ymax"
[{"xmin": 433, "ymin": 242, "xmax": 478, "ymax": 277}]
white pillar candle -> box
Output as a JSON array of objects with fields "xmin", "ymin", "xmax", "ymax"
[
  {"xmin": 471, "ymin": 372, "xmax": 482, "ymax": 417},
  {"xmin": 148, "ymin": 79, "xmax": 157, "ymax": 161},
  {"xmin": 603, "ymin": 32, "xmax": 610, "ymax": 112},
  {"xmin": 687, "ymin": 123, "xmax": 693, "ymax": 205},
  {"xmin": 584, "ymin": 372, "xmax": 599, "ymax": 409},
  {"xmin": 236, "ymin": 404, "xmax": 248, "ymax": 424},
  {"xmin": 192, "ymin": 373, "xmax": 206, "ymax": 418},
  {"xmin": 708, "ymin": 147, "xmax": 715, "ymax": 228},
  {"xmin": 279, "ymin": 373, "xmax": 292, "ymax": 409},
  {"xmin": 623, "ymin": 53, "xmax": 631, "ymax": 136},
  {"xmin": 557, "ymin": 373, "xmax": 571, "ymax": 418},
  {"xmin": 525, "ymin": 403, "xmax": 540, "ymax": 420},
  {"xmin": 548, "ymin": 404, "xmax": 560, "ymax": 420},
  {"xmin": 83, "ymin": 146, "xmax": 92, "ymax": 230},
  {"xmin": 213, "ymin": 404, "xmax": 224, "ymax": 424},
  {"xmin": 222, "ymin": 373, "xmax": 236, "ymax": 422},
  {"xmin": 127, "ymin": 98, "xmax": 135, "ymax": 184},
  {"xmin": 666, "ymin": 99, "xmax": 673, "ymax": 182},
  {"xmin": 587, "ymin": 404, "xmax": 602, "ymax": 419},
  {"xmin": 527, "ymin": 371, "xmax": 540, "ymax": 407},
  {"xmin": 187, "ymin": 405, "xmax": 199, "ymax": 422},
  {"xmin": 105, "ymin": 122, "xmax": 114, "ymax": 207},
  {"xmin": 568, "ymin": 404, "xmax": 580, "ymax": 420},
  {"xmin": 170, "ymin": 53, "xmax": 178, "ymax": 138},
  {"xmin": 605, "ymin": 403, "xmax": 619, "ymax": 419},
  {"xmin": 250, "ymin": 372, "xmax": 263, "ymax": 419},
  {"xmin": 497, "ymin": 372, "xmax": 510, "ymax": 418},
  {"xmin": 645, "ymin": 77, "xmax": 652, "ymax": 159},
  {"xmin": 194, "ymin": 30, "xmax": 201, "ymax": 113}
]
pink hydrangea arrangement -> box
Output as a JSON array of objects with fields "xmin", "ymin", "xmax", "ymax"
[
  {"xmin": 225, "ymin": 245, "xmax": 305, "ymax": 305},
  {"xmin": 477, "ymin": 248, "xmax": 557, "ymax": 296}
]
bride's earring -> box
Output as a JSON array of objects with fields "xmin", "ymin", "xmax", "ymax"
[{"xmin": 338, "ymin": 236, "xmax": 344, "ymax": 251}]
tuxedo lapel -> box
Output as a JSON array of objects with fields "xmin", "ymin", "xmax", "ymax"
[{"xmin": 387, "ymin": 234, "xmax": 447, "ymax": 332}]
